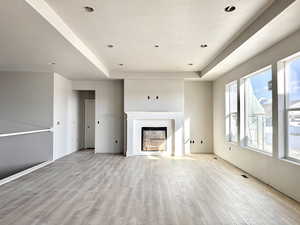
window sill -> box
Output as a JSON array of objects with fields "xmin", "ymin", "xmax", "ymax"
[
  {"xmin": 225, "ymin": 141, "xmax": 239, "ymax": 146},
  {"xmin": 281, "ymin": 158, "xmax": 300, "ymax": 167},
  {"xmin": 241, "ymin": 145, "xmax": 273, "ymax": 157}
]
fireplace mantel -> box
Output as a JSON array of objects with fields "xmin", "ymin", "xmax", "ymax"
[
  {"xmin": 124, "ymin": 111, "xmax": 184, "ymax": 156},
  {"xmin": 125, "ymin": 111, "xmax": 183, "ymax": 117}
]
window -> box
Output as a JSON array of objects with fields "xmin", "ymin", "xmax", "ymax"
[
  {"xmin": 285, "ymin": 56, "xmax": 300, "ymax": 161},
  {"xmin": 241, "ymin": 67, "xmax": 272, "ymax": 153},
  {"xmin": 225, "ymin": 81, "xmax": 238, "ymax": 142}
]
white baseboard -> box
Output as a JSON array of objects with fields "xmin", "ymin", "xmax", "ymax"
[{"xmin": 0, "ymin": 161, "xmax": 53, "ymax": 186}]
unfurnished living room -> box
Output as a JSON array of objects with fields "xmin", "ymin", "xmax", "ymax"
[{"xmin": 1, "ymin": 0, "xmax": 300, "ymax": 225}]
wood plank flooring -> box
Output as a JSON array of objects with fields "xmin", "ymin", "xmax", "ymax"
[{"xmin": 1, "ymin": 151, "xmax": 300, "ymax": 225}]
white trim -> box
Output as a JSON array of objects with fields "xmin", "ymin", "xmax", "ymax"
[
  {"xmin": 279, "ymin": 52, "xmax": 300, "ymax": 65},
  {"xmin": 286, "ymin": 108, "xmax": 300, "ymax": 111},
  {"xmin": 282, "ymin": 157, "xmax": 300, "ymax": 166},
  {"xmin": 0, "ymin": 128, "xmax": 52, "ymax": 138},
  {"xmin": 0, "ymin": 161, "xmax": 53, "ymax": 186},
  {"xmin": 225, "ymin": 80, "xmax": 238, "ymax": 143}
]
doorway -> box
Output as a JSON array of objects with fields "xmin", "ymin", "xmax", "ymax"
[
  {"xmin": 84, "ymin": 99, "xmax": 95, "ymax": 149},
  {"xmin": 77, "ymin": 91, "xmax": 95, "ymax": 151}
]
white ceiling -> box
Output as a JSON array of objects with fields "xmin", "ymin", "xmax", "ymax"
[
  {"xmin": 0, "ymin": 0, "xmax": 107, "ymax": 79},
  {"xmin": 44, "ymin": 0, "xmax": 272, "ymax": 73},
  {"xmin": 1, "ymin": 0, "xmax": 300, "ymax": 81}
]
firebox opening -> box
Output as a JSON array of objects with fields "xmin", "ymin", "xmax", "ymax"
[{"xmin": 141, "ymin": 127, "xmax": 167, "ymax": 151}]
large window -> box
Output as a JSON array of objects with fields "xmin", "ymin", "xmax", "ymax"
[
  {"xmin": 285, "ymin": 56, "xmax": 300, "ymax": 161},
  {"xmin": 241, "ymin": 67, "xmax": 273, "ymax": 153},
  {"xmin": 225, "ymin": 81, "xmax": 238, "ymax": 142}
]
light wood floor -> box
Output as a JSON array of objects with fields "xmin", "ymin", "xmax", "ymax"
[{"xmin": 1, "ymin": 151, "xmax": 300, "ymax": 225}]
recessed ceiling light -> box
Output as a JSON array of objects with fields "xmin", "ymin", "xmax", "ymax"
[
  {"xmin": 84, "ymin": 6, "xmax": 95, "ymax": 13},
  {"xmin": 119, "ymin": 64, "xmax": 124, "ymax": 66},
  {"xmin": 107, "ymin": 44, "xmax": 114, "ymax": 48},
  {"xmin": 200, "ymin": 44, "xmax": 208, "ymax": 48},
  {"xmin": 188, "ymin": 63, "xmax": 193, "ymax": 66},
  {"xmin": 225, "ymin": 5, "xmax": 236, "ymax": 13},
  {"xmin": 154, "ymin": 44, "xmax": 159, "ymax": 48}
]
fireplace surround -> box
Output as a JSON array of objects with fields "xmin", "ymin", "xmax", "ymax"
[{"xmin": 124, "ymin": 112, "xmax": 184, "ymax": 156}]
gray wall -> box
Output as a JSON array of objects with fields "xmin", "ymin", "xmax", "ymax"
[
  {"xmin": 0, "ymin": 71, "xmax": 53, "ymax": 131},
  {"xmin": 0, "ymin": 71, "xmax": 53, "ymax": 179},
  {"xmin": 213, "ymin": 29, "xmax": 300, "ymax": 202},
  {"xmin": 0, "ymin": 132, "xmax": 52, "ymax": 179}
]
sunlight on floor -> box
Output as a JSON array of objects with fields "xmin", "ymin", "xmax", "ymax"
[{"xmin": 145, "ymin": 155, "xmax": 210, "ymax": 161}]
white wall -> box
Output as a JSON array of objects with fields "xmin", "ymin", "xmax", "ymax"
[
  {"xmin": 68, "ymin": 90, "xmax": 81, "ymax": 154},
  {"xmin": 124, "ymin": 79, "xmax": 184, "ymax": 112},
  {"xmin": 213, "ymin": 29, "xmax": 300, "ymax": 202},
  {"xmin": 72, "ymin": 80, "xmax": 124, "ymax": 154},
  {"xmin": 53, "ymin": 74, "xmax": 80, "ymax": 160},
  {"xmin": 184, "ymin": 81, "xmax": 213, "ymax": 154}
]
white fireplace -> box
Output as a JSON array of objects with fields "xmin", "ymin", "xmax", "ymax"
[{"xmin": 125, "ymin": 112, "xmax": 184, "ymax": 156}]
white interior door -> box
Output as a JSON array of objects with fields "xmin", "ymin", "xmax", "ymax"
[{"xmin": 84, "ymin": 99, "xmax": 95, "ymax": 149}]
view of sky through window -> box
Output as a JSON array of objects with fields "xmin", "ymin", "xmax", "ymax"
[
  {"xmin": 287, "ymin": 57, "xmax": 300, "ymax": 160},
  {"xmin": 244, "ymin": 68, "xmax": 272, "ymax": 153}
]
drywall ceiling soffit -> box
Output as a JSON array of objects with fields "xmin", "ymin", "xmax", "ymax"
[
  {"xmin": 0, "ymin": 0, "xmax": 108, "ymax": 80},
  {"xmin": 42, "ymin": 0, "xmax": 274, "ymax": 79},
  {"xmin": 200, "ymin": 0, "xmax": 300, "ymax": 80},
  {"xmin": 25, "ymin": 0, "xmax": 109, "ymax": 78}
]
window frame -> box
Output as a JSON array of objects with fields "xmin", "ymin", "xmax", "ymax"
[
  {"xmin": 283, "ymin": 55, "xmax": 300, "ymax": 163},
  {"xmin": 240, "ymin": 66, "xmax": 273, "ymax": 154},
  {"xmin": 225, "ymin": 80, "xmax": 238, "ymax": 143}
]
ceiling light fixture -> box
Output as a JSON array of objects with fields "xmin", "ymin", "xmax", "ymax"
[
  {"xmin": 225, "ymin": 5, "xmax": 236, "ymax": 12},
  {"xmin": 84, "ymin": 6, "xmax": 95, "ymax": 13},
  {"xmin": 200, "ymin": 44, "xmax": 208, "ymax": 48},
  {"xmin": 107, "ymin": 44, "xmax": 114, "ymax": 48}
]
